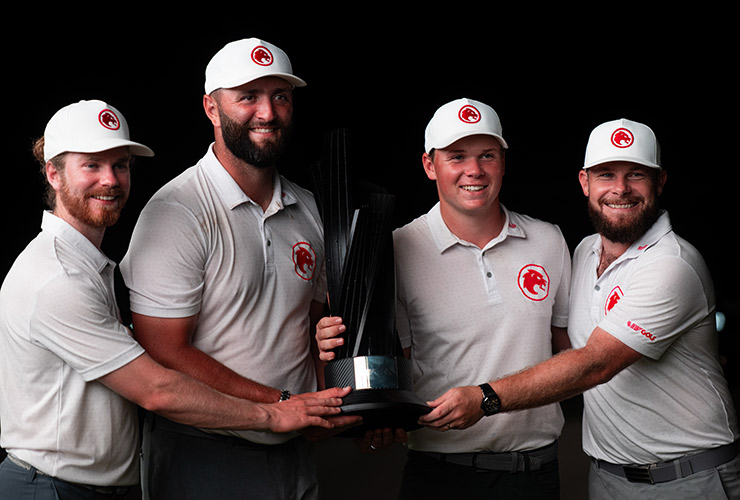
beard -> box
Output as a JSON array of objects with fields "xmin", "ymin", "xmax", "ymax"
[
  {"xmin": 220, "ymin": 111, "xmax": 292, "ymax": 169},
  {"xmin": 57, "ymin": 178, "xmax": 128, "ymax": 229},
  {"xmin": 587, "ymin": 195, "xmax": 660, "ymax": 244}
]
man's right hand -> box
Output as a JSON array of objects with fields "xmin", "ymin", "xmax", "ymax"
[
  {"xmin": 315, "ymin": 316, "xmax": 346, "ymax": 361},
  {"xmin": 264, "ymin": 386, "xmax": 359, "ymax": 433}
]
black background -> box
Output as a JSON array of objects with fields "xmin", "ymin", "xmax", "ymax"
[{"xmin": 3, "ymin": 10, "xmax": 737, "ymax": 499}]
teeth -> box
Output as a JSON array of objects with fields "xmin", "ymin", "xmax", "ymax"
[
  {"xmin": 461, "ymin": 186, "xmax": 485, "ymax": 192},
  {"xmin": 606, "ymin": 203, "xmax": 636, "ymax": 209},
  {"xmin": 93, "ymin": 196, "xmax": 116, "ymax": 201}
]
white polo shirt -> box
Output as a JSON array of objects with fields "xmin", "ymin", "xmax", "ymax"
[
  {"xmin": 569, "ymin": 211, "xmax": 739, "ymax": 464},
  {"xmin": 0, "ymin": 211, "xmax": 144, "ymax": 486},
  {"xmin": 395, "ymin": 203, "xmax": 571, "ymax": 453},
  {"xmin": 120, "ymin": 145, "xmax": 326, "ymax": 445}
]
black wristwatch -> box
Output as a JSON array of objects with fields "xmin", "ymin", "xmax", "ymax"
[
  {"xmin": 278, "ymin": 389, "xmax": 291, "ymax": 402},
  {"xmin": 479, "ymin": 383, "xmax": 501, "ymax": 416}
]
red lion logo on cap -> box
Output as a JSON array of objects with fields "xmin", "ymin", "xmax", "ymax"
[
  {"xmin": 98, "ymin": 109, "xmax": 120, "ymax": 130},
  {"xmin": 251, "ymin": 46, "xmax": 273, "ymax": 66},
  {"xmin": 458, "ymin": 105, "xmax": 481, "ymax": 124},
  {"xmin": 292, "ymin": 242, "xmax": 316, "ymax": 281},
  {"xmin": 518, "ymin": 264, "xmax": 550, "ymax": 301},
  {"xmin": 611, "ymin": 128, "xmax": 634, "ymax": 148}
]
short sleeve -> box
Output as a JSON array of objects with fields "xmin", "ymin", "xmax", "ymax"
[
  {"xmin": 121, "ymin": 199, "xmax": 207, "ymax": 318},
  {"xmin": 30, "ymin": 272, "xmax": 144, "ymax": 381}
]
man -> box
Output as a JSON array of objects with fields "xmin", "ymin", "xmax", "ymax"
[
  {"xmin": 120, "ymin": 38, "xmax": 357, "ymax": 499},
  {"xmin": 317, "ymin": 98, "xmax": 572, "ymax": 498},
  {"xmin": 0, "ymin": 99, "xmax": 348, "ymax": 500},
  {"xmin": 418, "ymin": 118, "xmax": 740, "ymax": 498}
]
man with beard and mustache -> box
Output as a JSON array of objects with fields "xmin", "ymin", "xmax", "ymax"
[
  {"xmin": 120, "ymin": 38, "xmax": 358, "ymax": 500},
  {"xmin": 0, "ymin": 99, "xmax": 349, "ymax": 500},
  {"xmin": 404, "ymin": 118, "xmax": 739, "ymax": 498}
]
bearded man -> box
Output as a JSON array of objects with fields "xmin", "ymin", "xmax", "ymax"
[
  {"xmin": 408, "ymin": 118, "xmax": 739, "ymax": 499},
  {"xmin": 120, "ymin": 38, "xmax": 358, "ymax": 500},
  {"xmin": 0, "ymin": 99, "xmax": 349, "ymax": 500}
]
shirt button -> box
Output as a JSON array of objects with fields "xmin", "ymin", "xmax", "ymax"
[{"xmin": 486, "ymin": 272, "xmax": 492, "ymax": 278}]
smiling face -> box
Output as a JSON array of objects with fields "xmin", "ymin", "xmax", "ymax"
[
  {"xmin": 423, "ymin": 134, "xmax": 506, "ymax": 220},
  {"xmin": 47, "ymin": 147, "xmax": 131, "ymax": 243},
  {"xmin": 579, "ymin": 161, "xmax": 667, "ymax": 244},
  {"xmin": 206, "ymin": 76, "xmax": 294, "ymax": 169}
]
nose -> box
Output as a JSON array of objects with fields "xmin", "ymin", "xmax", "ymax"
[
  {"xmin": 463, "ymin": 159, "xmax": 485, "ymax": 177},
  {"xmin": 612, "ymin": 174, "xmax": 632, "ymax": 195},
  {"xmin": 253, "ymin": 97, "xmax": 276, "ymax": 122},
  {"xmin": 98, "ymin": 165, "xmax": 120, "ymax": 187}
]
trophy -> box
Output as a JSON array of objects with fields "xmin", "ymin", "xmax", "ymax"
[{"xmin": 311, "ymin": 129, "xmax": 430, "ymax": 436}]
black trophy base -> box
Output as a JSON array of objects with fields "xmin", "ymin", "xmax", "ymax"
[{"xmin": 324, "ymin": 355, "xmax": 430, "ymax": 437}]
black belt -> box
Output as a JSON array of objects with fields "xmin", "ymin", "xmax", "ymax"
[
  {"xmin": 7, "ymin": 454, "xmax": 131, "ymax": 498},
  {"xmin": 412, "ymin": 441, "xmax": 559, "ymax": 472},
  {"xmin": 594, "ymin": 440, "xmax": 739, "ymax": 484}
]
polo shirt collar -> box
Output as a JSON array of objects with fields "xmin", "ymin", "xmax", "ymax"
[
  {"xmin": 427, "ymin": 202, "xmax": 526, "ymax": 253},
  {"xmin": 40, "ymin": 210, "xmax": 112, "ymax": 273},
  {"xmin": 202, "ymin": 144, "xmax": 298, "ymax": 213},
  {"xmin": 590, "ymin": 209, "xmax": 672, "ymax": 260}
]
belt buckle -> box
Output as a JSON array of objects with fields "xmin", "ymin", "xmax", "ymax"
[{"xmin": 622, "ymin": 464, "xmax": 655, "ymax": 484}]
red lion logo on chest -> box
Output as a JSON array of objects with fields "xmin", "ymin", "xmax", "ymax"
[
  {"xmin": 292, "ymin": 242, "xmax": 316, "ymax": 281},
  {"xmin": 517, "ymin": 264, "xmax": 550, "ymax": 301}
]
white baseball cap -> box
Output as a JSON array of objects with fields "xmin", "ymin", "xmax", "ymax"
[
  {"xmin": 583, "ymin": 118, "xmax": 661, "ymax": 170},
  {"xmin": 43, "ymin": 100, "xmax": 154, "ymax": 163},
  {"xmin": 204, "ymin": 38, "xmax": 306, "ymax": 94},
  {"xmin": 424, "ymin": 97, "xmax": 508, "ymax": 153}
]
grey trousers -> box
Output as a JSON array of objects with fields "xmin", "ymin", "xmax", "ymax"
[
  {"xmin": 140, "ymin": 412, "xmax": 318, "ymax": 500},
  {"xmin": 589, "ymin": 453, "xmax": 740, "ymax": 500},
  {"xmin": 0, "ymin": 457, "xmax": 132, "ymax": 499}
]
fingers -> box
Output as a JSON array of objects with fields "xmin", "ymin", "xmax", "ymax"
[
  {"xmin": 315, "ymin": 316, "xmax": 345, "ymax": 361},
  {"xmin": 313, "ymin": 385, "xmax": 352, "ymax": 399},
  {"xmin": 298, "ymin": 414, "xmax": 363, "ymax": 440},
  {"xmin": 417, "ymin": 386, "xmax": 483, "ymax": 431},
  {"xmin": 356, "ymin": 427, "xmax": 407, "ymax": 453},
  {"xmin": 291, "ymin": 385, "xmax": 352, "ymax": 403}
]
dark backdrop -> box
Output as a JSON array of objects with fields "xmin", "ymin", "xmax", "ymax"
[{"xmin": 2, "ymin": 11, "xmax": 736, "ymax": 500}]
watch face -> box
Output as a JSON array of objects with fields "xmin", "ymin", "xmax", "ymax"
[
  {"xmin": 479, "ymin": 384, "xmax": 500, "ymax": 415},
  {"xmin": 482, "ymin": 396, "xmax": 500, "ymax": 415}
]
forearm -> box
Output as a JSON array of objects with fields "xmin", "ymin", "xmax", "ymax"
[
  {"xmin": 491, "ymin": 347, "xmax": 605, "ymax": 412},
  {"xmin": 102, "ymin": 354, "xmax": 347, "ymax": 433},
  {"xmin": 143, "ymin": 365, "xmax": 273, "ymax": 429},
  {"xmin": 159, "ymin": 344, "xmax": 282, "ymax": 403},
  {"xmin": 132, "ymin": 313, "xmax": 281, "ymax": 403},
  {"xmin": 491, "ymin": 329, "xmax": 641, "ymax": 412}
]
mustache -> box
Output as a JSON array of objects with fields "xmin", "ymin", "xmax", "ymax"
[
  {"xmin": 601, "ymin": 195, "xmax": 643, "ymax": 204},
  {"xmin": 87, "ymin": 187, "xmax": 126, "ymax": 198}
]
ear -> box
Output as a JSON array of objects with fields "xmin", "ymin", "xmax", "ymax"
[
  {"xmin": 656, "ymin": 169, "xmax": 667, "ymax": 196},
  {"xmin": 46, "ymin": 161, "xmax": 62, "ymax": 190},
  {"xmin": 578, "ymin": 169, "xmax": 589, "ymax": 197},
  {"xmin": 203, "ymin": 94, "xmax": 221, "ymax": 128},
  {"xmin": 422, "ymin": 152, "xmax": 437, "ymax": 180}
]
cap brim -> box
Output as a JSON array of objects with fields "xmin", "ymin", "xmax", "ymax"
[
  {"xmin": 427, "ymin": 132, "xmax": 508, "ymax": 153},
  {"xmin": 45, "ymin": 140, "xmax": 154, "ymax": 161},
  {"xmin": 583, "ymin": 156, "xmax": 660, "ymax": 170},
  {"xmin": 207, "ymin": 73, "xmax": 307, "ymax": 94}
]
